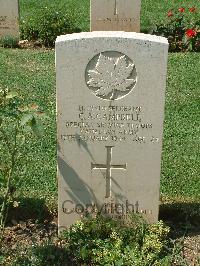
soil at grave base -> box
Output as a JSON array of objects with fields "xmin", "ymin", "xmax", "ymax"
[
  {"xmin": 0, "ymin": 219, "xmax": 200, "ymax": 266},
  {"xmin": 0, "ymin": 219, "xmax": 65, "ymax": 265},
  {"xmin": 180, "ymin": 233, "xmax": 200, "ymax": 265},
  {"xmin": 17, "ymin": 40, "xmax": 54, "ymax": 50}
]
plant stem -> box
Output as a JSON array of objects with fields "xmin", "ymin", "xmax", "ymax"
[
  {"xmin": 0, "ymin": 124, "xmax": 18, "ymax": 240},
  {"xmin": 0, "ymin": 128, "xmax": 12, "ymax": 154}
]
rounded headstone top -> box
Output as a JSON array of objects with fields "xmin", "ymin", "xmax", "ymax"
[{"xmin": 56, "ymin": 31, "xmax": 169, "ymax": 45}]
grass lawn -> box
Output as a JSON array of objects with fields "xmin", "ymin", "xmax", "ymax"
[
  {"xmin": 0, "ymin": 1, "xmax": 199, "ymax": 264},
  {"xmin": 0, "ymin": 0, "xmax": 199, "ymax": 218},
  {"xmin": 0, "ymin": 49, "xmax": 57, "ymax": 208},
  {"xmin": 162, "ymin": 53, "xmax": 200, "ymax": 199},
  {"xmin": 19, "ymin": 0, "xmax": 200, "ymax": 32},
  {"xmin": 11, "ymin": 0, "xmax": 199, "ymax": 204}
]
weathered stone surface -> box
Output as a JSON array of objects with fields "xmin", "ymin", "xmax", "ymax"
[
  {"xmin": 0, "ymin": 0, "xmax": 19, "ymax": 38},
  {"xmin": 56, "ymin": 32, "xmax": 168, "ymax": 230},
  {"xmin": 90, "ymin": 0, "xmax": 141, "ymax": 32}
]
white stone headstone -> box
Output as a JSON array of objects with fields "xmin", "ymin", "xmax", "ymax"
[
  {"xmin": 0, "ymin": 0, "xmax": 19, "ymax": 38},
  {"xmin": 90, "ymin": 0, "xmax": 141, "ymax": 32},
  {"xmin": 56, "ymin": 32, "xmax": 168, "ymax": 230}
]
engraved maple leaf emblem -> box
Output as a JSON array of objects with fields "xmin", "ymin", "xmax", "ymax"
[{"xmin": 87, "ymin": 53, "xmax": 136, "ymax": 100}]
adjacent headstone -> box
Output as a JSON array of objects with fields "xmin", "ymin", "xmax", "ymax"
[
  {"xmin": 56, "ymin": 31, "xmax": 168, "ymax": 230},
  {"xmin": 90, "ymin": 0, "xmax": 141, "ymax": 32},
  {"xmin": 0, "ymin": 0, "xmax": 19, "ymax": 38}
]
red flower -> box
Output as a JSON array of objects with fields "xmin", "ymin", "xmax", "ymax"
[
  {"xmin": 178, "ymin": 7, "xmax": 185, "ymax": 12},
  {"xmin": 189, "ymin": 7, "xmax": 196, "ymax": 13},
  {"xmin": 167, "ymin": 10, "xmax": 173, "ymax": 17},
  {"xmin": 185, "ymin": 29, "xmax": 197, "ymax": 38}
]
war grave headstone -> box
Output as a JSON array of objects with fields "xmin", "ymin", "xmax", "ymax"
[
  {"xmin": 56, "ymin": 31, "xmax": 168, "ymax": 230},
  {"xmin": 0, "ymin": 0, "xmax": 19, "ymax": 38},
  {"xmin": 90, "ymin": 0, "xmax": 141, "ymax": 32}
]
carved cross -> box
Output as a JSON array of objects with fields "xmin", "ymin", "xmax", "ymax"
[{"xmin": 91, "ymin": 146, "xmax": 127, "ymax": 198}]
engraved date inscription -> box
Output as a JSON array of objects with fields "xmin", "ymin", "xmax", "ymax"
[{"xmin": 60, "ymin": 105, "xmax": 159, "ymax": 144}]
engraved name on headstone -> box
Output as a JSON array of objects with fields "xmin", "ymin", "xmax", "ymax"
[
  {"xmin": 90, "ymin": 0, "xmax": 141, "ymax": 32},
  {"xmin": 0, "ymin": 0, "xmax": 19, "ymax": 38},
  {"xmin": 56, "ymin": 32, "xmax": 168, "ymax": 230}
]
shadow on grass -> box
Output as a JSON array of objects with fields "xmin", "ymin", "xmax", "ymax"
[
  {"xmin": 0, "ymin": 197, "xmax": 54, "ymax": 224},
  {"xmin": 159, "ymin": 202, "xmax": 200, "ymax": 237}
]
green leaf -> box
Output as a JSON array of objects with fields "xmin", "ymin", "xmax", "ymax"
[
  {"xmin": 0, "ymin": 117, "xmax": 2, "ymax": 126},
  {"xmin": 182, "ymin": 35, "xmax": 187, "ymax": 44},
  {"xmin": 0, "ymin": 163, "xmax": 8, "ymax": 171},
  {"xmin": 188, "ymin": 42, "xmax": 193, "ymax": 51},
  {"xmin": 0, "ymin": 255, "xmax": 5, "ymax": 264},
  {"xmin": 17, "ymin": 134, "xmax": 26, "ymax": 145},
  {"xmin": 115, "ymin": 259, "xmax": 124, "ymax": 266},
  {"xmin": 21, "ymin": 114, "xmax": 34, "ymax": 126},
  {"xmin": 5, "ymin": 91, "xmax": 18, "ymax": 99}
]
